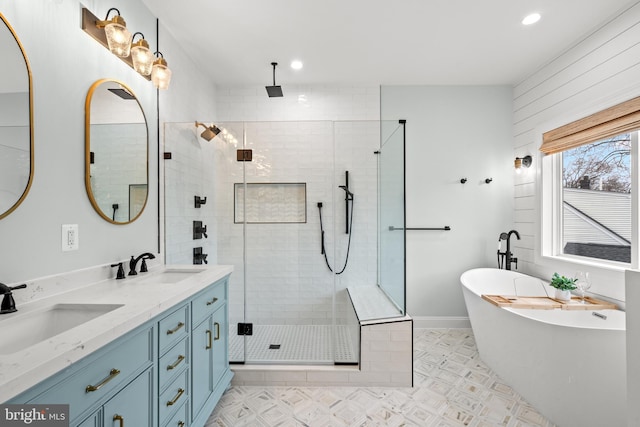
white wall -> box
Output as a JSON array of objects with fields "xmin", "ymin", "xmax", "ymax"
[
  {"xmin": 513, "ymin": 1, "xmax": 640, "ymax": 302},
  {"xmin": 381, "ymin": 86, "xmax": 514, "ymax": 320},
  {"xmin": 0, "ymin": 0, "xmax": 218, "ymax": 284}
]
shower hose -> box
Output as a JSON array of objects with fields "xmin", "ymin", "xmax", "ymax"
[{"xmin": 317, "ymin": 199, "xmax": 355, "ymax": 275}]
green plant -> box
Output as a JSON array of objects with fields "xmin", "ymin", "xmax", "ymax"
[{"xmin": 550, "ymin": 272, "xmax": 577, "ymax": 290}]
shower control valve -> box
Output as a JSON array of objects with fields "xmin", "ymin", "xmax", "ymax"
[
  {"xmin": 193, "ymin": 247, "xmax": 208, "ymax": 265},
  {"xmin": 194, "ymin": 196, "xmax": 207, "ymax": 208},
  {"xmin": 193, "ymin": 221, "xmax": 208, "ymax": 239}
]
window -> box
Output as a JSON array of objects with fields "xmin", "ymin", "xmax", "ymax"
[
  {"xmin": 541, "ymin": 96, "xmax": 640, "ymax": 267},
  {"xmin": 561, "ymin": 133, "xmax": 634, "ymax": 263}
]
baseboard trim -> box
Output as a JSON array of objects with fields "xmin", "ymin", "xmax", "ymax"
[{"xmin": 412, "ymin": 316, "xmax": 471, "ymax": 329}]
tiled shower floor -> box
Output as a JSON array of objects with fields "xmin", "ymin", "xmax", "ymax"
[
  {"xmin": 209, "ymin": 328, "xmax": 556, "ymax": 426},
  {"xmin": 229, "ymin": 324, "xmax": 358, "ymax": 364}
]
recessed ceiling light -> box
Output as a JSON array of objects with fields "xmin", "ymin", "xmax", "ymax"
[
  {"xmin": 522, "ymin": 13, "xmax": 541, "ymax": 26},
  {"xmin": 291, "ymin": 60, "xmax": 303, "ymax": 70}
]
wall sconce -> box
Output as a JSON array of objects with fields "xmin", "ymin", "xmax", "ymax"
[
  {"xmin": 151, "ymin": 52, "xmax": 172, "ymax": 90},
  {"xmin": 130, "ymin": 32, "xmax": 154, "ymax": 76},
  {"xmin": 82, "ymin": 8, "xmax": 172, "ymax": 89},
  {"xmin": 514, "ymin": 155, "xmax": 532, "ymax": 173},
  {"xmin": 195, "ymin": 122, "xmax": 221, "ymax": 141},
  {"xmin": 95, "ymin": 8, "xmax": 132, "ymax": 58}
]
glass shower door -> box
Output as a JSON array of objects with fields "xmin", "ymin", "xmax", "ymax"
[
  {"xmin": 240, "ymin": 121, "xmax": 336, "ymax": 364},
  {"xmin": 378, "ymin": 120, "xmax": 406, "ymax": 314}
]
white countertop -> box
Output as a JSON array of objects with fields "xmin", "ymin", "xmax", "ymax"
[{"xmin": 0, "ymin": 264, "xmax": 233, "ymax": 402}]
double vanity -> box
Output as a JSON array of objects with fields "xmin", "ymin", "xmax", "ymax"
[{"xmin": 1, "ymin": 265, "xmax": 233, "ymax": 427}]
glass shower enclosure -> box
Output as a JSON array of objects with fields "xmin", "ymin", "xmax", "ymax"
[{"xmin": 164, "ymin": 119, "xmax": 405, "ymax": 365}]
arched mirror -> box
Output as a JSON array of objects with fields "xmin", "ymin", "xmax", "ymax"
[
  {"xmin": 0, "ymin": 13, "xmax": 34, "ymax": 220},
  {"xmin": 85, "ymin": 79, "xmax": 148, "ymax": 224}
]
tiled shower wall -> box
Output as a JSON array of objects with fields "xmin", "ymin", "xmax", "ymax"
[
  {"xmin": 214, "ymin": 120, "xmax": 380, "ymax": 326},
  {"xmin": 164, "ymin": 123, "xmax": 218, "ymax": 265},
  {"xmin": 164, "ymin": 85, "xmax": 383, "ymax": 328}
]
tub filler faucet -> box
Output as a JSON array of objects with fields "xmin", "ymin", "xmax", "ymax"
[{"xmin": 498, "ymin": 230, "xmax": 520, "ymax": 270}]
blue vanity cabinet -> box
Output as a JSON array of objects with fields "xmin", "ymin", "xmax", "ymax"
[
  {"xmin": 5, "ymin": 273, "xmax": 232, "ymax": 427},
  {"xmin": 190, "ymin": 277, "xmax": 232, "ymax": 426},
  {"xmin": 8, "ymin": 324, "xmax": 156, "ymax": 427}
]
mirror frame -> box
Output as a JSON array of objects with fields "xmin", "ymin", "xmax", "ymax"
[
  {"xmin": 84, "ymin": 78, "xmax": 149, "ymax": 224},
  {"xmin": 0, "ymin": 12, "xmax": 34, "ymax": 220}
]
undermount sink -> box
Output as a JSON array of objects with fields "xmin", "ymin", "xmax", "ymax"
[
  {"xmin": 0, "ymin": 303, "xmax": 123, "ymax": 355},
  {"xmin": 138, "ymin": 268, "xmax": 206, "ymax": 285}
]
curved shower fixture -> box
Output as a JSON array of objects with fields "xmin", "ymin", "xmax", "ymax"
[
  {"xmin": 195, "ymin": 121, "xmax": 221, "ymax": 141},
  {"xmin": 266, "ymin": 62, "xmax": 283, "ymax": 97},
  {"xmin": 317, "ymin": 171, "xmax": 356, "ymax": 274}
]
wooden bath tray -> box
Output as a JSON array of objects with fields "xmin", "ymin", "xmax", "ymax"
[{"xmin": 482, "ymin": 294, "xmax": 616, "ymax": 310}]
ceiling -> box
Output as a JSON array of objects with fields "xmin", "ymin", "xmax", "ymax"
[{"xmin": 141, "ymin": 0, "xmax": 637, "ymax": 87}]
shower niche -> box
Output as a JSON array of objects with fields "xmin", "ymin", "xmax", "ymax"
[{"xmin": 164, "ymin": 120, "xmax": 406, "ymax": 368}]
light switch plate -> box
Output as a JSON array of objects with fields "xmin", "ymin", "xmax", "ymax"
[{"xmin": 62, "ymin": 224, "xmax": 79, "ymax": 251}]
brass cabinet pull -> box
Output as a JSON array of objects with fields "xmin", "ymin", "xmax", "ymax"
[
  {"xmin": 85, "ymin": 368, "xmax": 121, "ymax": 393},
  {"xmin": 206, "ymin": 330, "xmax": 212, "ymax": 349},
  {"xmin": 113, "ymin": 414, "xmax": 124, "ymax": 427},
  {"xmin": 206, "ymin": 297, "xmax": 218, "ymax": 306},
  {"xmin": 166, "ymin": 388, "xmax": 185, "ymax": 406},
  {"xmin": 167, "ymin": 354, "xmax": 185, "ymax": 371},
  {"xmin": 214, "ymin": 322, "xmax": 220, "ymax": 341},
  {"xmin": 167, "ymin": 322, "xmax": 185, "ymax": 335}
]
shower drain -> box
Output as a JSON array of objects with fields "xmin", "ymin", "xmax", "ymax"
[{"xmin": 269, "ymin": 344, "xmax": 281, "ymax": 350}]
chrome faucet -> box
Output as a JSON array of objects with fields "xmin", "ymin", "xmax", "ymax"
[
  {"xmin": 129, "ymin": 252, "xmax": 156, "ymax": 276},
  {"xmin": 0, "ymin": 283, "xmax": 27, "ymax": 314}
]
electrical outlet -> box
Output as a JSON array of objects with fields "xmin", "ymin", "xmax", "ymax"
[{"xmin": 61, "ymin": 224, "xmax": 79, "ymax": 251}]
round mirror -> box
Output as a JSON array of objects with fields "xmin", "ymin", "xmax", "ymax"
[
  {"xmin": 85, "ymin": 79, "xmax": 148, "ymax": 224},
  {"xmin": 0, "ymin": 13, "xmax": 34, "ymax": 220}
]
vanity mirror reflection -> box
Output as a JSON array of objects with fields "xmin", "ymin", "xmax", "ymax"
[
  {"xmin": 0, "ymin": 13, "xmax": 34, "ymax": 220},
  {"xmin": 85, "ymin": 79, "xmax": 148, "ymax": 224}
]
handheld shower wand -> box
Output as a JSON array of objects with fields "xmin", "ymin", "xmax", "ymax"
[
  {"xmin": 317, "ymin": 171, "xmax": 356, "ymax": 274},
  {"xmin": 497, "ymin": 232, "xmax": 508, "ymax": 269}
]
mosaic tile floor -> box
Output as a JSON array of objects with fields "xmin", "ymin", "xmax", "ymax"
[
  {"xmin": 229, "ymin": 325, "xmax": 357, "ymax": 364},
  {"xmin": 206, "ymin": 329, "xmax": 556, "ymax": 426}
]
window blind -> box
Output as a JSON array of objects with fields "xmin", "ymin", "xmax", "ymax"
[{"xmin": 540, "ymin": 96, "xmax": 640, "ymax": 154}]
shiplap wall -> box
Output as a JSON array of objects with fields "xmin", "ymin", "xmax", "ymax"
[{"xmin": 513, "ymin": 1, "xmax": 640, "ymax": 302}]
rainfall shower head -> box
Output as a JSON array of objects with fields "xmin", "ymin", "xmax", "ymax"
[
  {"xmin": 266, "ymin": 62, "xmax": 283, "ymax": 97},
  {"xmin": 195, "ymin": 121, "xmax": 221, "ymax": 141}
]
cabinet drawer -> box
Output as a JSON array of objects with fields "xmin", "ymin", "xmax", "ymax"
[
  {"xmin": 192, "ymin": 279, "xmax": 226, "ymax": 326},
  {"xmin": 162, "ymin": 399, "xmax": 189, "ymax": 427},
  {"xmin": 159, "ymin": 369, "xmax": 189, "ymax": 423},
  {"xmin": 30, "ymin": 326, "xmax": 153, "ymax": 423},
  {"xmin": 159, "ymin": 337, "xmax": 189, "ymax": 390},
  {"xmin": 103, "ymin": 369, "xmax": 153, "ymax": 427},
  {"xmin": 159, "ymin": 304, "xmax": 189, "ymax": 354}
]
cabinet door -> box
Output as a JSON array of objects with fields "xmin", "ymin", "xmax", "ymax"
[
  {"xmin": 211, "ymin": 305, "xmax": 228, "ymax": 388},
  {"xmin": 76, "ymin": 410, "xmax": 100, "ymax": 427},
  {"xmin": 191, "ymin": 319, "xmax": 212, "ymax": 420},
  {"xmin": 103, "ymin": 369, "xmax": 153, "ymax": 427}
]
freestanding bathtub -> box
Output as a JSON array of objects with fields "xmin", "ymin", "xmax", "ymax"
[{"xmin": 460, "ymin": 268, "xmax": 626, "ymax": 427}]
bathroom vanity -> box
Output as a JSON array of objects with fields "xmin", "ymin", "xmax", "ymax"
[{"xmin": 1, "ymin": 265, "xmax": 233, "ymax": 427}]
